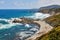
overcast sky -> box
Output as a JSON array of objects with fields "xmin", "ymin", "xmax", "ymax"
[{"xmin": 0, "ymin": 0, "xmax": 60, "ymax": 9}]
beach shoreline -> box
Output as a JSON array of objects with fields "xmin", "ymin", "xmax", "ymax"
[
  {"xmin": 26, "ymin": 20, "xmax": 53, "ymax": 40},
  {"xmin": 9, "ymin": 18, "xmax": 53, "ymax": 40}
]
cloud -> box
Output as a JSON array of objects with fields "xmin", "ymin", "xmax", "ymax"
[
  {"xmin": 13, "ymin": 2, "xmax": 24, "ymax": 7},
  {"xmin": 35, "ymin": 0, "xmax": 60, "ymax": 8},
  {"xmin": 0, "ymin": 1, "xmax": 5, "ymax": 4},
  {"xmin": 0, "ymin": 0, "xmax": 60, "ymax": 9},
  {"xmin": 13, "ymin": 0, "xmax": 60, "ymax": 9},
  {"xmin": 13, "ymin": 1, "xmax": 39, "ymax": 9}
]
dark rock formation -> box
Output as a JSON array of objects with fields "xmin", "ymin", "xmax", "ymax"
[
  {"xmin": 12, "ymin": 18, "xmax": 41, "ymax": 27},
  {"xmin": 12, "ymin": 19, "xmax": 22, "ymax": 23},
  {"xmin": 12, "ymin": 18, "xmax": 34, "ymax": 24}
]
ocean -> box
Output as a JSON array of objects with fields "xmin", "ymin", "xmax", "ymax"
[
  {"xmin": 0, "ymin": 9, "xmax": 50, "ymax": 40},
  {"xmin": 0, "ymin": 9, "xmax": 37, "ymax": 18},
  {"xmin": 0, "ymin": 9, "xmax": 39, "ymax": 40}
]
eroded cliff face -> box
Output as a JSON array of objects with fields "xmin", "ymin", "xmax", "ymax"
[{"xmin": 38, "ymin": 5, "xmax": 60, "ymax": 15}]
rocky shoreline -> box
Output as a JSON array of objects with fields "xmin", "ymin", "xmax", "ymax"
[
  {"xmin": 9, "ymin": 18, "xmax": 41, "ymax": 27},
  {"xmin": 26, "ymin": 21, "xmax": 53, "ymax": 40},
  {"xmin": 8, "ymin": 17, "xmax": 53, "ymax": 40}
]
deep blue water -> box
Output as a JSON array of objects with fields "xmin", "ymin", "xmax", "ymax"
[
  {"xmin": 0, "ymin": 9, "xmax": 37, "ymax": 18},
  {"xmin": 0, "ymin": 9, "xmax": 39, "ymax": 40}
]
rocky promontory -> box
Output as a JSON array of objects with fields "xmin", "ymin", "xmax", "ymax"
[
  {"xmin": 35, "ymin": 5, "xmax": 60, "ymax": 40},
  {"xmin": 10, "ymin": 18, "xmax": 41, "ymax": 27},
  {"xmin": 38, "ymin": 5, "xmax": 60, "ymax": 15}
]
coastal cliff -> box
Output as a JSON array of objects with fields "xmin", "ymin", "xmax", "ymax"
[
  {"xmin": 36, "ymin": 5, "xmax": 60, "ymax": 40},
  {"xmin": 38, "ymin": 5, "xmax": 60, "ymax": 15},
  {"xmin": 37, "ymin": 14, "xmax": 60, "ymax": 40},
  {"xmin": 26, "ymin": 5, "xmax": 60, "ymax": 40}
]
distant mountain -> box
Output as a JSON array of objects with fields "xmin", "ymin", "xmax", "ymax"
[
  {"xmin": 38, "ymin": 5, "xmax": 60, "ymax": 15},
  {"xmin": 40, "ymin": 5, "xmax": 60, "ymax": 9}
]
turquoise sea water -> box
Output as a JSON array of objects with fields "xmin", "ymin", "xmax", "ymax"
[{"xmin": 0, "ymin": 9, "xmax": 39, "ymax": 40}]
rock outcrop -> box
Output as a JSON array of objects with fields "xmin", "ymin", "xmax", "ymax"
[{"xmin": 12, "ymin": 18, "xmax": 34, "ymax": 24}]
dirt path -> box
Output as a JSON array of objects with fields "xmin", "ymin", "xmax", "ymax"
[{"xmin": 26, "ymin": 20, "xmax": 53, "ymax": 40}]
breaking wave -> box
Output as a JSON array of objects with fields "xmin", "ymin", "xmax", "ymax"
[
  {"xmin": 0, "ymin": 18, "xmax": 39, "ymax": 40},
  {"xmin": 0, "ymin": 18, "xmax": 23, "ymax": 30},
  {"xmin": 25, "ymin": 12, "xmax": 51, "ymax": 20},
  {"xmin": 0, "ymin": 23, "xmax": 23, "ymax": 30}
]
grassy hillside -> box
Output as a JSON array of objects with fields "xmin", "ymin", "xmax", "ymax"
[
  {"xmin": 38, "ymin": 5, "xmax": 60, "ymax": 15},
  {"xmin": 38, "ymin": 26, "xmax": 60, "ymax": 40},
  {"xmin": 36, "ymin": 14, "xmax": 60, "ymax": 40},
  {"xmin": 39, "ymin": 8, "xmax": 60, "ymax": 13},
  {"xmin": 44, "ymin": 14, "xmax": 60, "ymax": 27}
]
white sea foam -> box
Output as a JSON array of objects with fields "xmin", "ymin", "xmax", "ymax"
[
  {"xmin": 30, "ymin": 28, "xmax": 38, "ymax": 31},
  {"xmin": 0, "ymin": 23, "xmax": 23, "ymax": 30},
  {"xmin": 0, "ymin": 18, "xmax": 23, "ymax": 30},
  {"xmin": 25, "ymin": 12, "xmax": 51, "ymax": 20},
  {"xmin": 0, "ymin": 18, "xmax": 9, "ymax": 22},
  {"xmin": 0, "ymin": 18, "xmax": 32, "ymax": 30},
  {"xmin": 0, "ymin": 18, "xmax": 39, "ymax": 40},
  {"xmin": 25, "ymin": 24, "xmax": 31, "ymax": 28},
  {"xmin": 17, "ymin": 31, "xmax": 33, "ymax": 39}
]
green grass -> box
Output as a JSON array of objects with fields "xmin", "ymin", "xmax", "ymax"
[
  {"xmin": 36, "ymin": 14, "xmax": 60, "ymax": 40},
  {"xmin": 38, "ymin": 26, "xmax": 60, "ymax": 40},
  {"xmin": 44, "ymin": 14, "xmax": 60, "ymax": 27}
]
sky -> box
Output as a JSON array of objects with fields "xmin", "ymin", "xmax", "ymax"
[{"xmin": 0, "ymin": 0, "xmax": 60, "ymax": 9}]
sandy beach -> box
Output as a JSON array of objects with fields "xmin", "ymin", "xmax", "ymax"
[{"xmin": 26, "ymin": 20, "xmax": 53, "ymax": 40}]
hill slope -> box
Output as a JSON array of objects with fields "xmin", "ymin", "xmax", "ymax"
[
  {"xmin": 38, "ymin": 26, "xmax": 60, "ymax": 40},
  {"xmin": 44, "ymin": 14, "xmax": 60, "ymax": 27},
  {"xmin": 38, "ymin": 5, "xmax": 60, "ymax": 15},
  {"xmin": 37, "ymin": 14, "xmax": 60, "ymax": 40}
]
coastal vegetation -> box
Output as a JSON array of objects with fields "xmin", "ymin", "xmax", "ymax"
[
  {"xmin": 39, "ymin": 8, "xmax": 60, "ymax": 14},
  {"xmin": 44, "ymin": 14, "xmax": 60, "ymax": 27},
  {"xmin": 37, "ymin": 26, "xmax": 60, "ymax": 40},
  {"xmin": 37, "ymin": 14, "xmax": 60, "ymax": 40}
]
